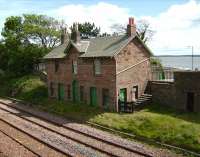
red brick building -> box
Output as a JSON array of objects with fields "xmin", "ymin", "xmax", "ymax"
[{"xmin": 43, "ymin": 18, "xmax": 152, "ymax": 111}]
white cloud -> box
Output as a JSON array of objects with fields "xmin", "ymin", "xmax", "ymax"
[
  {"xmin": 51, "ymin": 1, "xmax": 200, "ymax": 55},
  {"xmin": 50, "ymin": 2, "xmax": 130, "ymax": 33},
  {"xmin": 1, "ymin": 1, "xmax": 200, "ymax": 55},
  {"xmin": 144, "ymin": 0, "xmax": 200, "ymax": 55}
]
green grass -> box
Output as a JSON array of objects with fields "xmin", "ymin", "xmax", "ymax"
[
  {"xmin": 0, "ymin": 75, "xmax": 104, "ymax": 121},
  {"xmin": 0, "ymin": 75, "xmax": 48, "ymax": 103},
  {"xmin": 1, "ymin": 75, "xmax": 200, "ymax": 153},
  {"xmin": 90, "ymin": 107, "xmax": 200, "ymax": 152}
]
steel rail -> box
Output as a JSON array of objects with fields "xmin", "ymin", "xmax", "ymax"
[{"xmin": 0, "ymin": 100, "xmax": 153, "ymax": 157}]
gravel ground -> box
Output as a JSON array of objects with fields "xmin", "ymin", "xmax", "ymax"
[
  {"xmin": 0, "ymin": 98, "xmax": 183, "ymax": 157},
  {"xmin": 0, "ymin": 126, "xmax": 37, "ymax": 157},
  {"xmin": 0, "ymin": 108, "xmax": 107, "ymax": 157},
  {"xmin": 0, "ymin": 103, "xmax": 144, "ymax": 157},
  {"xmin": 0, "ymin": 152, "xmax": 8, "ymax": 157},
  {"xmin": 0, "ymin": 120, "xmax": 67, "ymax": 157}
]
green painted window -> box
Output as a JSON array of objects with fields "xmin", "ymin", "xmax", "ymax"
[
  {"xmin": 102, "ymin": 88, "xmax": 109, "ymax": 107},
  {"xmin": 58, "ymin": 83, "xmax": 65, "ymax": 101},
  {"xmin": 159, "ymin": 72, "xmax": 165, "ymax": 80},
  {"xmin": 67, "ymin": 84, "xmax": 71, "ymax": 99},
  {"xmin": 80, "ymin": 86, "xmax": 84, "ymax": 102},
  {"xmin": 72, "ymin": 80, "xmax": 79, "ymax": 102},
  {"xmin": 90, "ymin": 87, "xmax": 97, "ymax": 106}
]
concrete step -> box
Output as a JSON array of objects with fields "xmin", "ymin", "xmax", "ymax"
[
  {"xmin": 134, "ymin": 93, "xmax": 152, "ymax": 108},
  {"xmin": 139, "ymin": 95, "xmax": 152, "ymax": 98},
  {"xmin": 142, "ymin": 93, "xmax": 152, "ymax": 97}
]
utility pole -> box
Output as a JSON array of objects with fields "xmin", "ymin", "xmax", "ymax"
[
  {"xmin": 192, "ymin": 46, "xmax": 194, "ymax": 70},
  {"xmin": 187, "ymin": 46, "xmax": 194, "ymax": 70}
]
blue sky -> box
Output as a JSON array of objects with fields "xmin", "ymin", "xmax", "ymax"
[
  {"xmin": 0, "ymin": 0, "xmax": 200, "ymax": 55},
  {"xmin": 0, "ymin": 0, "xmax": 189, "ymax": 16}
]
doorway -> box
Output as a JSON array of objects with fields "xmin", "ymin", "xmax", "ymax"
[
  {"xmin": 72, "ymin": 80, "xmax": 79, "ymax": 102},
  {"xmin": 132, "ymin": 85, "xmax": 138, "ymax": 101},
  {"xmin": 58, "ymin": 83, "xmax": 65, "ymax": 101},
  {"xmin": 102, "ymin": 88, "xmax": 109, "ymax": 107},
  {"xmin": 119, "ymin": 88, "xmax": 127, "ymax": 102},
  {"xmin": 187, "ymin": 92, "xmax": 194, "ymax": 112},
  {"xmin": 90, "ymin": 87, "xmax": 97, "ymax": 106}
]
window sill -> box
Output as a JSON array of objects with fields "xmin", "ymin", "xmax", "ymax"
[{"xmin": 94, "ymin": 74, "xmax": 102, "ymax": 77}]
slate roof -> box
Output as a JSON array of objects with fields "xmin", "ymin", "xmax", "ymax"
[
  {"xmin": 80, "ymin": 35, "xmax": 133, "ymax": 57},
  {"xmin": 43, "ymin": 34, "xmax": 137, "ymax": 59},
  {"xmin": 43, "ymin": 42, "xmax": 69, "ymax": 59}
]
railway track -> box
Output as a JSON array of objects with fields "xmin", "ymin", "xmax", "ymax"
[
  {"xmin": 0, "ymin": 100, "xmax": 154, "ymax": 157},
  {"xmin": 0, "ymin": 126, "xmax": 41, "ymax": 157}
]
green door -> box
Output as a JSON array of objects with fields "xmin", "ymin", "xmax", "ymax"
[
  {"xmin": 58, "ymin": 83, "xmax": 65, "ymax": 101},
  {"xmin": 72, "ymin": 80, "xmax": 79, "ymax": 102},
  {"xmin": 119, "ymin": 88, "xmax": 127, "ymax": 102},
  {"xmin": 90, "ymin": 87, "xmax": 97, "ymax": 106}
]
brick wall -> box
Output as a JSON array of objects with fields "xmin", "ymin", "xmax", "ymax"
[
  {"xmin": 45, "ymin": 37, "xmax": 152, "ymax": 111},
  {"xmin": 148, "ymin": 71, "xmax": 200, "ymax": 112},
  {"xmin": 45, "ymin": 46, "xmax": 117, "ymax": 110},
  {"xmin": 149, "ymin": 81, "xmax": 176, "ymax": 107},
  {"xmin": 115, "ymin": 38, "xmax": 151, "ymax": 105},
  {"xmin": 174, "ymin": 71, "xmax": 200, "ymax": 112}
]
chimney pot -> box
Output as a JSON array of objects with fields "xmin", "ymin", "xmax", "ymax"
[
  {"xmin": 61, "ymin": 27, "xmax": 68, "ymax": 44},
  {"xmin": 71, "ymin": 23, "xmax": 81, "ymax": 43},
  {"xmin": 127, "ymin": 17, "xmax": 136, "ymax": 37}
]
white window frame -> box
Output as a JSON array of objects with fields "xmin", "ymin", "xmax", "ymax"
[
  {"xmin": 94, "ymin": 59, "xmax": 101, "ymax": 75},
  {"xmin": 72, "ymin": 60, "xmax": 78, "ymax": 74}
]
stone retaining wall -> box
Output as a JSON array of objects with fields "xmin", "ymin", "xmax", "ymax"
[
  {"xmin": 148, "ymin": 71, "xmax": 200, "ymax": 112},
  {"xmin": 149, "ymin": 81, "xmax": 176, "ymax": 108}
]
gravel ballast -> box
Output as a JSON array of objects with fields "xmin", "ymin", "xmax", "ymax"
[{"xmin": 0, "ymin": 98, "xmax": 183, "ymax": 157}]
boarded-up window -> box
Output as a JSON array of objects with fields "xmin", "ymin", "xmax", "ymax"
[
  {"xmin": 94, "ymin": 59, "xmax": 101, "ymax": 75},
  {"xmin": 80, "ymin": 86, "xmax": 84, "ymax": 102},
  {"xmin": 67, "ymin": 84, "xmax": 71, "ymax": 99},
  {"xmin": 102, "ymin": 88, "xmax": 109, "ymax": 107},
  {"xmin": 50, "ymin": 82, "xmax": 54, "ymax": 96},
  {"xmin": 55, "ymin": 60, "xmax": 59, "ymax": 72},
  {"xmin": 72, "ymin": 60, "xmax": 78, "ymax": 74}
]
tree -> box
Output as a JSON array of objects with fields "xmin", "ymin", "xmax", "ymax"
[
  {"xmin": 0, "ymin": 41, "xmax": 8, "ymax": 71},
  {"xmin": 110, "ymin": 19, "xmax": 155, "ymax": 44},
  {"xmin": 0, "ymin": 14, "xmax": 59, "ymax": 77},
  {"xmin": 23, "ymin": 14, "xmax": 64, "ymax": 48},
  {"xmin": 137, "ymin": 19, "xmax": 155, "ymax": 44},
  {"xmin": 110, "ymin": 23, "xmax": 126, "ymax": 35},
  {"xmin": 70, "ymin": 22, "xmax": 100, "ymax": 37},
  {"xmin": 2, "ymin": 14, "xmax": 64, "ymax": 48}
]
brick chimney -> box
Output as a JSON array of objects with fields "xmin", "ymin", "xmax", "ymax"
[
  {"xmin": 61, "ymin": 27, "xmax": 68, "ymax": 44},
  {"xmin": 71, "ymin": 23, "xmax": 81, "ymax": 43},
  {"xmin": 127, "ymin": 17, "xmax": 136, "ymax": 37}
]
